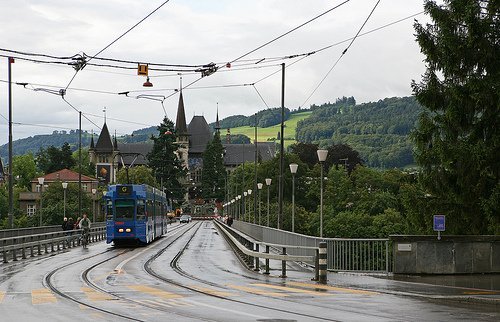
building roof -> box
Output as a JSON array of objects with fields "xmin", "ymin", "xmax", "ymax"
[
  {"xmin": 94, "ymin": 122, "xmax": 114, "ymax": 153},
  {"xmin": 33, "ymin": 168, "xmax": 98, "ymax": 183},
  {"xmin": 117, "ymin": 143, "xmax": 153, "ymax": 166},
  {"xmin": 188, "ymin": 115, "xmax": 212, "ymax": 154},
  {"xmin": 223, "ymin": 142, "xmax": 276, "ymax": 166},
  {"xmin": 175, "ymin": 92, "xmax": 188, "ymax": 135}
]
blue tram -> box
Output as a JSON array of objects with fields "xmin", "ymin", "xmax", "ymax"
[{"xmin": 104, "ymin": 184, "xmax": 170, "ymax": 245}]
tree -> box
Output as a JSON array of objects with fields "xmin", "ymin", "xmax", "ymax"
[
  {"xmin": 201, "ymin": 132, "xmax": 226, "ymax": 200},
  {"xmin": 36, "ymin": 143, "xmax": 76, "ymax": 174},
  {"xmin": 40, "ymin": 182, "xmax": 91, "ymax": 225},
  {"xmin": 71, "ymin": 147, "xmax": 95, "ymax": 177},
  {"xmin": 12, "ymin": 153, "xmax": 40, "ymax": 189},
  {"xmin": 412, "ymin": 0, "xmax": 500, "ymax": 234},
  {"xmin": 147, "ymin": 117, "xmax": 186, "ymax": 200},
  {"xmin": 116, "ymin": 165, "xmax": 156, "ymax": 186}
]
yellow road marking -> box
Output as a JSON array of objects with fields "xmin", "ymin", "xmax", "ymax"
[
  {"xmin": 227, "ymin": 284, "xmax": 288, "ymax": 297},
  {"xmin": 0, "ymin": 291, "xmax": 5, "ymax": 303},
  {"xmin": 81, "ymin": 287, "xmax": 114, "ymax": 301},
  {"xmin": 127, "ymin": 285, "xmax": 182, "ymax": 299},
  {"xmin": 190, "ymin": 286, "xmax": 234, "ymax": 297},
  {"xmin": 32, "ymin": 289, "xmax": 57, "ymax": 304},
  {"xmin": 463, "ymin": 291, "xmax": 498, "ymax": 295},
  {"xmin": 252, "ymin": 283, "xmax": 330, "ymax": 295},
  {"xmin": 287, "ymin": 281, "xmax": 377, "ymax": 295}
]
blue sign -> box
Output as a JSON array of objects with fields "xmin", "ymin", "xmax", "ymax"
[{"xmin": 433, "ymin": 215, "xmax": 445, "ymax": 231}]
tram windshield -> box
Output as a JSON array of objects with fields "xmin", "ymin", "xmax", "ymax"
[{"xmin": 115, "ymin": 199, "xmax": 135, "ymax": 220}]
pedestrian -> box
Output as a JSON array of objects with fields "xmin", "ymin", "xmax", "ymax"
[
  {"xmin": 62, "ymin": 217, "xmax": 68, "ymax": 230},
  {"xmin": 67, "ymin": 217, "xmax": 74, "ymax": 231},
  {"xmin": 227, "ymin": 216, "xmax": 233, "ymax": 227},
  {"xmin": 74, "ymin": 217, "xmax": 81, "ymax": 230}
]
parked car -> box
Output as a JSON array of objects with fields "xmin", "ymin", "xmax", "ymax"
[{"xmin": 179, "ymin": 215, "xmax": 192, "ymax": 223}]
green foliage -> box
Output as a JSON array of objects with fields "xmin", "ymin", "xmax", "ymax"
[
  {"xmin": 36, "ymin": 143, "xmax": 76, "ymax": 174},
  {"xmin": 116, "ymin": 165, "xmax": 157, "ymax": 186},
  {"xmin": 201, "ymin": 132, "xmax": 226, "ymax": 200},
  {"xmin": 411, "ymin": 0, "xmax": 499, "ymax": 234},
  {"xmin": 296, "ymin": 96, "xmax": 421, "ymax": 168},
  {"xmin": 215, "ymin": 108, "xmax": 291, "ymax": 129},
  {"xmin": 70, "ymin": 147, "xmax": 95, "ymax": 177},
  {"xmin": 147, "ymin": 117, "xmax": 186, "ymax": 200},
  {"xmin": 12, "ymin": 153, "xmax": 40, "ymax": 189}
]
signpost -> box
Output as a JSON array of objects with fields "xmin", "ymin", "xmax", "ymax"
[
  {"xmin": 137, "ymin": 64, "xmax": 148, "ymax": 76},
  {"xmin": 433, "ymin": 214, "xmax": 445, "ymax": 240}
]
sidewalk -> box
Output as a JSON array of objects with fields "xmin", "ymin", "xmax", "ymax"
[{"xmin": 325, "ymin": 272, "xmax": 500, "ymax": 306}]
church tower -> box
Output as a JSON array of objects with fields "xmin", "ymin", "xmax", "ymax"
[
  {"xmin": 175, "ymin": 90, "xmax": 189, "ymax": 173},
  {"xmin": 89, "ymin": 122, "xmax": 119, "ymax": 184}
]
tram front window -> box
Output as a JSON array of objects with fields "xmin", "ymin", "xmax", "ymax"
[{"xmin": 115, "ymin": 199, "xmax": 135, "ymax": 220}]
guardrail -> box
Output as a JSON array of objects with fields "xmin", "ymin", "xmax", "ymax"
[
  {"xmin": 0, "ymin": 222, "xmax": 106, "ymax": 239},
  {"xmin": 1, "ymin": 226, "xmax": 106, "ymax": 264},
  {"xmin": 214, "ymin": 220, "xmax": 326, "ymax": 283},
  {"xmin": 233, "ymin": 221, "xmax": 390, "ymax": 273}
]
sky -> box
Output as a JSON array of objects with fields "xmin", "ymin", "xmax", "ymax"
[{"xmin": 0, "ymin": 0, "xmax": 431, "ymax": 145}]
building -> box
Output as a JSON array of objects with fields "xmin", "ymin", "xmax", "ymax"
[{"xmin": 18, "ymin": 169, "xmax": 99, "ymax": 217}]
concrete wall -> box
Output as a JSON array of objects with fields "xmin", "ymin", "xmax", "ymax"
[{"xmin": 390, "ymin": 235, "xmax": 500, "ymax": 274}]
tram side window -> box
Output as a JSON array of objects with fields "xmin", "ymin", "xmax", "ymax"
[
  {"xmin": 137, "ymin": 199, "xmax": 146, "ymax": 220},
  {"xmin": 115, "ymin": 199, "xmax": 135, "ymax": 220},
  {"xmin": 106, "ymin": 200, "xmax": 113, "ymax": 220}
]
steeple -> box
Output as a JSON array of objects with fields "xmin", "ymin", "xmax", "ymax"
[
  {"xmin": 215, "ymin": 103, "xmax": 221, "ymax": 134},
  {"xmin": 90, "ymin": 131, "xmax": 95, "ymax": 150},
  {"xmin": 175, "ymin": 83, "xmax": 188, "ymax": 136},
  {"xmin": 113, "ymin": 130, "xmax": 118, "ymax": 150},
  {"xmin": 94, "ymin": 122, "xmax": 114, "ymax": 153}
]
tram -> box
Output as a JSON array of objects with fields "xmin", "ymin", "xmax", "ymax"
[{"xmin": 104, "ymin": 184, "xmax": 170, "ymax": 245}]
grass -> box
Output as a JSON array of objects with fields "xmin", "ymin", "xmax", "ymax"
[{"xmin": 229, "ymin": 111, "xmax": 312, "ymax": 147}]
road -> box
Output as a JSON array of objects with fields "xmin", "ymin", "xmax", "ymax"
[{"xmin": 0, "ymin": 221, "xmax": 498, "ymax": 321}]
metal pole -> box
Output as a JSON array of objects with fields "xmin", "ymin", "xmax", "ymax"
[
  {"xmin": 278, "ymin": 63, "xmax": 285, "ymax": 230},
  {"xmin": 39, "ymin": 186, "xmax": 43, "ymax": 226},
  {"xmin": 292, "ymin": 173, "xmax": 295, "ymax": 233},
  {"xmin": 320, "ymin": 162, "xmax": 324, "ymax": 238},
  {"xmin": 254, "ymin": 113, "xmax": 258, "ymax": 224},
  {"xmin": 267, "ymin": 185, "xmax": 270, "ymax": 227},
  {"xmin": 78, "ymin": 111, "xmax": 82, "ymax": 219},
  {"xmin": 7, "ymin": 57, "xmax": 14, "ymax": 228},
  {"xmin": 63, "ymin": 188, "xmax": 66, "ymax": 218},
  {"xmin": 258, "ymin": 189, "xmax": 262, "ymax": 226}
]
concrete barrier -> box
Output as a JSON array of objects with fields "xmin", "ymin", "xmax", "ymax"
[{"xmin": 390, "ymin": 235, "xmax": 500, "ymax": 274}]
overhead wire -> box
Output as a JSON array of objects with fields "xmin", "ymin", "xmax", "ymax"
[{"xmin": 300, "ymin": 0, "xmax": 381, "ymax": 108}]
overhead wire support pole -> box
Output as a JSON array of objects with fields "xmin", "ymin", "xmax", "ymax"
[
  {"xmin": 79, "ymin": 111, "xmax": 82, "ymax": 220},
  {"xmin": 7, "ymin": 57, "xmax": 14, "ymax": 228},
  {"xmin": 254, "ymin": 113, "xmax": 258, "ymax": 224},
  {"xmin": 278, "ymin": 63, "xmax": 285, "ymax": 230}
]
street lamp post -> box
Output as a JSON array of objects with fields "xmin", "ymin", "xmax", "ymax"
[
  {"xmin": 289, "ymin": 163, "xmax": 298, "ymax": 232},
  {"xmin": 237, "ymin": 195, "xmax": 241, "ymax": 221},
  {"xmin": 92, "ymin": 188, "xmax": 97, "ymax": 222},
  {"xmin": 243, "ymin": 191, "xmax": 248, "ymax": 221},
  {"xmin": 62, "ymin": 182, "xmax": 68, "ymax": 219},
  {"xmin": 317, "ymin": 149, "xmax": 328, "ymax": 238},
  {"xmin": 265, "ymin": 178, "xmax": 272, "ymax": 227},
  {"xmin": 257, "ymin": 183, "xmax": 263, "ymax": 225},
  {"xmin": 38, "ymin": 177, "xmax": 45, "ymax": 226},
  {"xmin": 247, "ymin": 189, "xmax": 252, "ymax": 223}
]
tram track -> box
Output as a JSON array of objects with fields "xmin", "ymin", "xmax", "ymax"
[{"xmin": 144, "ymin": 221, "xmax": 344, "ymax": 322}]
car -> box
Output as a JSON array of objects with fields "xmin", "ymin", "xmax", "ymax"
[{"xmin": 179, "ymin": 215, "xmax": 191, "ymax": 223}]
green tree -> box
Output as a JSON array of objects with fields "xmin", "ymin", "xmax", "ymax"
[
  {"xmin": 12, "ymin": 153, "xmax": 40, "ymax": 189},
  {"xmin": 39, "ymin": 182, "xmax": 91, "ymax": 225},
  {"xmin": 412, "ymin": 0, "xmax": 500, "ymax": 234},
  {"xmin": 201, "ymin": 132, "xmax": 226, "ymax": 200},
  {"xmin": 71, "ymin": 147, "xmax": 95, "ymax": 177},
  {"xmin": 36, "ymin": 143, "xmax": 76, "ymax": 174},
  {"xmin": 116, "ymin": 165, "xmax": 156, "ymax": 186},
  {"xmin": 147, "ymin": 117, "xmax": 186, "ymax": 200}
]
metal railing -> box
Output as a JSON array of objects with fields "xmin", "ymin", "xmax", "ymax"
[
  {"xmin": 1, "ymin": 226, "xmax": 106, "ymax": 264},
  {"xmin": 0, "ymin": 222, "xmax": 106, "ymax": 239},
  {"xmin": 233, "ymin": 221, "xmax": 390, "ymax": 273}
]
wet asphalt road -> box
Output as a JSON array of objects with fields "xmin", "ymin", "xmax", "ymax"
[{"xmin": 0, "ymin": 221, "xmax": 498, "ymax": 321}]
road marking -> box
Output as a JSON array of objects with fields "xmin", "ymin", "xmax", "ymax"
[
  {"xmin": 463, "ymin": 291, "xmax": 499, "ymax": 295},
  {"xmin": 81, "ymin": 287, "xmax": 114, "ymax": 301},
  {"xmin": 251, "ymin": 283, "xmax": 330, "ymax": 295},
  {"xmin": 139, "ymin": 299, "xmax": 173, "ymax": 308},
  {"xmin": 287, "ymin": 281, "xmax": 377, "ymax": 295},
  {"xmin": 227, "ymin": 284, "xmax": 288, "ymax": 297},
  {"xmin": 0, "ymin": 291, "xmax": 5, "ymax": 303},
  {"xmin": 127, "ymin": 285, "xmax": 182, "ymax": 299},
  {"xmin": 32, "ymin": 289, "xmax": 57, "ymax": 304},
  {"xmin": 190, "ymin": 286, "xmax": 235, "ymax": 297}
]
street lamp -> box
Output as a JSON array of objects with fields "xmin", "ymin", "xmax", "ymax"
[
  {"xmin": 92, "ymin": 188, "xmax": 97, "ymax": 222},
  {"xmin": 62, "ymin": 182, "xmax": 68, "ymax": 219},
  {"xmin": 265, "ymin": 178, "xmax": 272, "ymax": 227},
  {"xmin": 317, "ymin": 149, "xmax": 328, "ymax": 238},
  {"xmin": 257, "ymin": 183, "xmax": 263, "ymax": 225},
  {"xmin": 38, "ymin": 177, "xmax": 45, "ymax": 226},
  {"xmin": 243, "ymin": 191, "xmax": 248, "ymax": 221},
  {"xmin": 247, "ymin": 189, "xmax": 252, "ymax": 222},
  {"xmin": 289, "ymin": 163, "xmax": 298, "ymax": 232}
]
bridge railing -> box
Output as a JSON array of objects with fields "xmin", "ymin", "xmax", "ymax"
[
  {"xmin": 0, "ymin": 222, "xmax": 106, "ymax": 239},
  {"xmin": 214, "ymin": 219, "xmax": 327, "ymax": 283},
  {"xmin": 1, "ymin": 226, "xmax": 106, "ymax": 264},
  {"xmin": 233, "ymin": 220, "xmax": 390, "ymax": 274}
]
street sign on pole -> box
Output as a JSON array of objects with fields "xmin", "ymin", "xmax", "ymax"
[
  {"xmin": 433, "ymin": 214, "xmax": 445, "ymax": 240},
  {"xmin": 137, "ymin": 64, "xmax": 148, "ymax": 76}
]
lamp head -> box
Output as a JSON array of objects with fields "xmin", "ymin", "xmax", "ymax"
[
  {"xmin": 289, "ymin": 163, "xmax": 298, "ymax": 174},
  {"xmin": 257, "ymin": 183, "xmax": 263, "ymax": 190},
  {"xmin": 317, "ymin": 149, "xmax": 328, "ymax": 162},
  {"xmin": 265, "ymin": 178, "xmax": 272, "ymax": 186}
]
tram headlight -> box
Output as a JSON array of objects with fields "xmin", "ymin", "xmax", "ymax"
[
  {"xmin": 125, "ymin": 228, "xmax": 131, "ymax": 233},
  {"xmin": 118, "ymin": 228, "xmax": 124, "ymax": 233}
]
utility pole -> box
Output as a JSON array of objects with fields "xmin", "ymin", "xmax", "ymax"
[
  {"xmin": 254, "ymin": 113, "xmax": 258, "ymax": 224},
  {"xmin": 278, "ymin": 63, "xmax": 285, "ymax": 230},
  {"xmin": 8, "ymin": 57, "xmax": 14, "ymax": 228},
  {"xmin": 79, "ymin": 111, "xmax": 82, "ymax": 219}
]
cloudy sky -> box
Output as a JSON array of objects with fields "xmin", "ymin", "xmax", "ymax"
[{"xmin": 0, "ymin": 0, "xmax": 431, "ymax": 145}]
